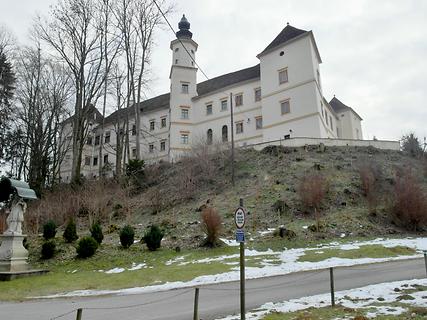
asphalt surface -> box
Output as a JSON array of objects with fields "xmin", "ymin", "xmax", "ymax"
[{"xmin": 0, "ymin": 258, "xmax": 425, "ymax": 320}]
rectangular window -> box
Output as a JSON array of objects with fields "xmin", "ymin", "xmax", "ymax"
[
  {"xmin": 150, "ymin": 120, "xmax": 155, "ymax": 131},
  {"xmin": 236, "ymin": 122, "xmax": 243, "ymax": 134},
  {"xmin": 94, "ymin": 135, "xmax": 100, "ymax": 146},
  {"xmin": 160, "ymin": 140, "xmax": 166, "ymax": 151},
  {"xmin": 93, "ymin": 156, "xmax": 98, "ymax": 166},
  {"xmin": 206, "ymin": 104, "xmax": 213, "ymax": 115},
  {"xmin": 235, "ymin": 94, "xmax": 243, "ymax": 106},
  {"xmin": 221, "ymin": 99, "xmax": 228, "ymax": 111},
  {"xmin": 104, "ymin": 131, "xmax": 110, "ymax": 143},
  {"xmin": 279, "ymin": 68, "xmax": 289, "ymax": 84},
  {"xmin": 255, "ymin": 117, "xmax": 263, "ymax": 130},
  {"xmin": 181, "ymin": 134, "xmax": 189, "ymax": 144},
  {"xmin": 85, "ymin": 156, "xmax": 91, "ymax": 166},
  {"xmin": 181, "ymin": 109, "xmax": 189, "ymax": 119},
  {"xmin": 254, "ymin": 88, "xmax": 261, "ymax": 102},
  {"xmin": 161, "ymin": 117, "xmax": 167, "ymax": 128},
  {"xmin": 330, "ymin": 116, "xmax": 333, "ymax": 130},
  {"xmin": 149, "ymin": 144, "xmax": 154, "ymax": 153},
  {"xmin": 280, "ymin": 100, "xmax": 290, "ymax": 114},
  {"xmin": 86, "ymin": 136, "xmax": 93, "ymax": 145},
  {"xmin": 132, "ymin": 124, "xmax": 136, "ymax": 136},
  {"xmin": 104, "ymin": 154, "xmax": 108, "ymax": 164},
  {"xmin": 181, "ymin": 83, "xmax": 189, "ymax": 94},
  {"xmin": 132, "ymin": 148, "xmax": 137, "ymax": 158}
]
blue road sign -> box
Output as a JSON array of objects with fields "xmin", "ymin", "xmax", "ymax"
[{"xmin": 235, "ymin": 229, "xmax": 245, "ymax": 243}]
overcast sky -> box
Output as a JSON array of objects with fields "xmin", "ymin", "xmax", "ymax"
[{"xmin": 1, "ymin": 0, "xmax": 427, "ymax": 142}]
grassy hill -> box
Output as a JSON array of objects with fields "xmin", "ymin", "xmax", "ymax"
[
  {"xmin": 0, "ymin": 144, "xmax": 426, "ymax": 300},
  {"xmin": 25, "ymin": 144, "xmax": 427, "ymax": 250}
]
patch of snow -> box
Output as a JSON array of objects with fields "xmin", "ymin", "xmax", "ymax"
[
  {"xmin": 302, "ymin": 226, "xmax": 308, "ymax": 230},
  {"xmin": 165, "ymin": 256, "xmax": 186, "ymax": 266},
  {"xmin": 340, "ymin": 233, "xmax": 346, "ymax": 238},
  {"xmin": 258, "ymin": 228, "xmax": 276, "ymax": 236},
  {"xmin": 216, "ymin": 278, "xmax": 427, "ymax": 319},
  {"xmin": 220, "ymin": 238, "xmax": 240, "ymax": 247},
  {"xmin": 128, "ymin": 263, "xmax": 146, "ymax": 271},
  {"xmin": 104, "ymin": 267, "xmax": 125, "ymax": 274},
  {"xmin": 36, "ymin": 237, "xmax": 426, "ymax": 299}
]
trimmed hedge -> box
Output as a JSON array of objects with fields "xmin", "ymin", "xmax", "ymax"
[
  {"xmin": 120, "ymin": 225, "xmax": 134, "ymax": 249},
  {"xmin": 76, "ymin": 236, "xmax": 98, "ymax": 258}
]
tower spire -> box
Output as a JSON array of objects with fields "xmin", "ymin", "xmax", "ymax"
[{"xmin": 176, "ymin": 14, "xmax": 193, "ymax": 39}]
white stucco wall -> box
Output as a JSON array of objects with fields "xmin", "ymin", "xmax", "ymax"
[{"xmin": 59, "ymin": 24, "xmax": 373, "ymax": 178}]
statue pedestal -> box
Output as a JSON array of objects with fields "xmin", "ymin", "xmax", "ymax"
[{"xmin": 0, "ymin": 234, "xmax": 48, "ymax": 281}]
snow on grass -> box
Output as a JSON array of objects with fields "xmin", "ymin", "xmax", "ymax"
[
  {"xmin": 216, "ymin": 278, "xmax": 427, "ymax": 319},
  {"xmin": 36, "ymin": 237, "xmax": 426, "ymax": 298},
  {"xmin": 258, "ymin": 228, "xmax": 276, "ymax": 236},
  {"xmin": 220, "ymin": 238, "xmax": 240, "ymax": 247},
  {"xmin": 103, "ymin": 262, "xmax": 148, "ymax": 274},
  {"xmin": 104, "ymin": 267, "xmax": 125, "ymax": 274}
]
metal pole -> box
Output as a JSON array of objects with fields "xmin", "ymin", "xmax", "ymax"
[
  {"xmin": 424, "ymin": 251, "xmax": 427, "ymax": 277},
  {"xmin": 239, "ymin": 198, "xmax": 245, "ymax": 320},
  {"xmin": 230, "ymin": 92, "xmax": 235, "ymax": 187},
  {"xmin": 193, "ymin": 287, "xmax": 199, "ymax": 320},
  {"xmin": 76, "ymin": 308, "xmax": 83, "ymax": 320},
  {"xmin": 329, "ymin": 267, "xmax": 335, "ymax": 307}
]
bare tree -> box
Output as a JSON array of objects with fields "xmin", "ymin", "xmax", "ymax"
[
  {"xmin": 36, "ymin": 0, "xmax": 108, "ymax": 183},
  {"xmin": 113, "ymin": 0, "xmax": 171, "ymax": 160},
  {"xmin": 15, "ymin": 43, "xmax": 72, "ymax": 193}
]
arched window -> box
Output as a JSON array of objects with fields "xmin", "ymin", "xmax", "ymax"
[
  {"xmin": 222, "ymin": 125, "xmax": 228, "ymax": 142},
  {"xmin": 207, "ymin": 129, "xmax": 213, "ymax": 145}
]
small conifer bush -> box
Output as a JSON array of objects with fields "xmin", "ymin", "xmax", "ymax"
[
  {"xmin": 43, "ymin": 220, "xmax": 57, "ymax": 240},
  {"xmin": 143, "ymin": 225, "xmax": 164, "ymax": 251},
  {"xmin": 76, "ymin": 236, "xmax": 98, "ymax": 258},
  {"xmin": 41, "ymin": 240, "xmax": 56, "ymax": 259},
  {"xmin": 63, "ymin": 219, "xmax": 78, "ymax": 243},
  {"xmin": 90, "ymin": 221, "xmax": 104, "ymax": 244},
  {"xmin": 119, "ymin": 225, "xmax": 135, "ymax": 248}
]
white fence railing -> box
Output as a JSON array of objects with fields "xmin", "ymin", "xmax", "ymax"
[{"xmin": 242, "ymin": 137, "xmax": 400, "ymax": 151}]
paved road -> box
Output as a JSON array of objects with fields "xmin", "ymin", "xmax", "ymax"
[{"xmin": 0, "ymin": 258, "xmax": 425, "ymax": 320}]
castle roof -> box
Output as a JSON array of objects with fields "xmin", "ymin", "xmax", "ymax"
[
  {"xmin": 329, "ymin": 96, "xmax": 363, "ymax": 120},
  {"xmin": 98, "ymin": 64, "xmax": 261, "ymax": 127},
  {"xmin": 196, "ymin": 64, "xmax": 260, "ymax": 98},
  {"xmin": 258, "ymin": 24, "xmax": 307, "ymax": 56}
]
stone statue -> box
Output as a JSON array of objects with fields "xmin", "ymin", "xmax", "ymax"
[{"xmin": 5, "ymin": 197, "xmax": 26, "ymax": 236}]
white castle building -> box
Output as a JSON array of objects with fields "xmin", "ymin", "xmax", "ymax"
[{"xmin": 60, "ymin": 15, "xmax": 364, "ymax": 181}]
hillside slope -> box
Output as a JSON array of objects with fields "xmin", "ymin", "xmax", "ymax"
[{"xmin": 23, "ymin": 145, "xmax": 427, "ymax": 250}]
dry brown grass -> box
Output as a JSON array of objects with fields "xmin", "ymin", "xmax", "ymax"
[
  {"xmin": 392, "ymin": 169, "xmax": 427, "ymax": 231},
  {"xmin": 356, "ymin": 159, "xmax": 382, "ymax": 213},
  {"xmin": 24, "ymin": 180, "xmax": 132, "ymax": 234},
  {"xmin": 298, "ymin": 173, "xmax": 329, "ymax": 230},
  {"xmin": 201, "ymin": 207, "xmax": 222, "ymax": 247}
]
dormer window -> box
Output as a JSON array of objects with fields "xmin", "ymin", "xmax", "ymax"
[
  {"xmin": 175, "ymin": 47, "xmax": 179, "ymax": 52},
  {"xmin": 181, "ymin": 83, "xmax": 189, "ymax": 94}
]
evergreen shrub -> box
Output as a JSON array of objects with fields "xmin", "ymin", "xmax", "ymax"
[
  {"xmin": 43, "ymin": 220, "xmax": 57, "ymax": 240},
  {"xmin": 143, "ymin": 225, "xmax": 164, "ymax": 251},
  {"xmin": 76, "ymin": 236, "xmax": 98, "ymax": 258},
  {"xmin": 63, "ymin": 219, "xmax": 78, "ymax": 243},
  {"xmin": 90, "ymin": 221, "xmax": 104, "ymax": 244},
  {"xmin": 120, "ymin": 225, "xmax": 135, "ymax": 248}
]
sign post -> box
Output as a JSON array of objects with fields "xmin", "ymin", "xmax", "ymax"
[{"xmin": 234, "ymin": 198, "xmax": 246, "ymax": 320}]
